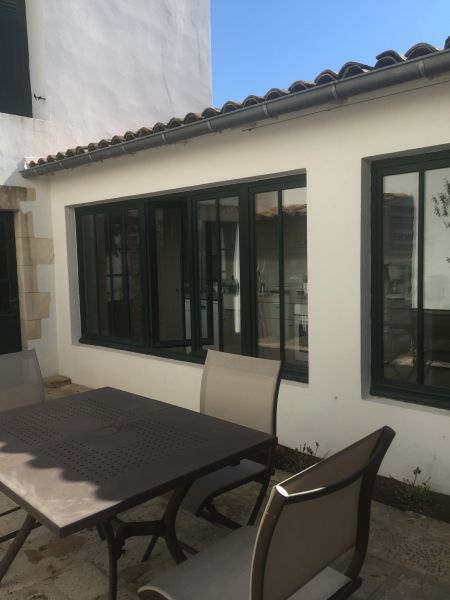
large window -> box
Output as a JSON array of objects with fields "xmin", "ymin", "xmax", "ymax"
[
  {"xmin": 76, "ymin": 175, "xmax": 308, "ymax": 380},
  {"xmin": 372, "ymin": 152, "xmax": 450, "ymax": 408}
]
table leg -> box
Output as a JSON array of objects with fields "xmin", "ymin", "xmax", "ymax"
[
  {"xmin": 100, "ymin": 521, "xmax": 119, "ymax": 600},
  {"xmin": 162, "ymin": 482, "xmax": 192, "ymax": 564},
  {"xmin": 0, "ymin": 514, "xmax": 37, "ymax": 583}
]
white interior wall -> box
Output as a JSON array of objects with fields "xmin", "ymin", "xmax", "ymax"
[{"xmin": 47, "ymin": 76, "xmax": 450, "ymax": 493}]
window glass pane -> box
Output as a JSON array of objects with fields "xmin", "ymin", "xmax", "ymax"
[
  {"xmin": 220, "ymin": 197, "xmax": 241, "ymax": 353},
  {"xmin": 255, "ymin": 191, "xmax": 280, "ymax": 359},
  {"xmin": 424, "ymin": 167, "xmax": 450, "ymax": 388},
  {"xmin": 95, "ymin": 214, "xmax": 110, "ymax": 336},
  {"xmin": 155, "ymin": 205, "xmax": 191, "ymax": 352},
  {"xmin": 382, "ymin": 173, "xmax": 419, "ymax": 383},
  {"xmin": 80, "ymin": 209, "xmax": 144, "ymax": 343},
  {"xmin": 81, "ymin": 214, "xmax": 99, "ymax": 335},
  {"xmin": 198, "ymin": 199, "xmax": 219, "ymax": 349},
  {"xmin": 283, "ymin": 188, "xmax": 308, "ymax": 368},
  {"xmin": 126, "ymin": 209, "xmax": 144, "ymax": 343},
  {"xmin": 108, "ymin": 212, "xmax": 129, "ymax": 338}
]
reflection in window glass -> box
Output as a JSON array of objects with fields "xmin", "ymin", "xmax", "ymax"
[
  {"xmin": 197, "ymin": 197, "xmax": 241, "ymax": 353},
  {"xmin": 197, "ymin": 199, "xmax": 218, "ymax": 348},
  {"xmin": 424, "ymin": 168, "xmax": 450, "ymax": 388},
  {"xmin": 283, "ymin": 188, "xmax": 308, "ymax": 369},
  {"xmin": 255, "ymin": 191, "xmax": 280, "ymax": 359},
  {"xmin": 382, "ymin": 173, "xmax": 418, "ymax": 383},
  {"xmin": 80, "ymin": 209, "xmax": 144, "ymax": 343},
  {"xmin": 220, "ymin": 197, "xmax": 241, "ymax": 353},
  {"xmin": 127, "ymin": 210, "xmax": 144, "ymax": 342},
  {"xmin": 154, "ymin": 205, "xmax": 191, "ymax": 353}
]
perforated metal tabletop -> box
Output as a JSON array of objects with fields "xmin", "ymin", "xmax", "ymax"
[{"xmin": 0, "ymin": 387, "xmax": 275, "ymax": 536}]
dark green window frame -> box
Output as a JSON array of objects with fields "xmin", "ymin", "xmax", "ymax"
[
  {"xmin": 76, "ymin": 174, "xmax": 308, "ymax": 382},
  {"xmin": 371, "ymin": 150, "xmax": 450, "ymax": 410}
]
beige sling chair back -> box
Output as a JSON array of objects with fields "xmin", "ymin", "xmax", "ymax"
[{"xmin": 139, "ymin": 426, "xmax": 395, "ymax": 600}]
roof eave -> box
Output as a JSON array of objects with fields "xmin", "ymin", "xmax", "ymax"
[{"xmin": 21, "ymin": 49, "xmax": 450, "ymax": 179}]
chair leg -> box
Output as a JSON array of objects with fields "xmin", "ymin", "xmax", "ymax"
[
  {"xmin": 0, "ymin": 506, "xmax": 21, "ymax": 518},
  {"xmin": 0, "ymin": 515, "xmax": 37, "ymax": 583},
  {"xmin": 142, "ymin": 534, "xmax": 159, "ymax": 562},
  {"xmin": 201, "ymin": 502, "xmax": 241, "ymax": 530},
  {"xmin": 248, "ymin": 446, "xmax": 275, "ymax": 526},
  {"xmin": 247, "ymin": 478, "xmax": 269, "ymax": 526}
]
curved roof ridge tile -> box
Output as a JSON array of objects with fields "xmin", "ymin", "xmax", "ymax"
[
  {"xmin": 183, "ymin": 112, "xmax": 202, "ymax": 124},
  {"xmin": 152, "ymin": 122, "xmax": 167, "ymax": 133},
  {"xmin": 221, "ymin": 100, "xmax": 242, "ymax": 113},
  {"xmin": 405, "ymin": 42, "xmax": 440, "ymax": 60},
  {"xmin": 167, "ymin": 117, "xmax": 183, "ymax": 128},
  {"xmin": 110, "ymin": 135, "xmax": 125, "ymax": 144},
  {"xmin": 136, "ymin": 126, "xmax": 152, "ymax": 137},
  {"xmin": 288, "ymin": 80, "xmax": 315, "ymax": 93},
  {"xmin": 201, "ymin": 107, "xmax": 221, "ymax": 118},
  {"xmin": 242, "ymin": 95, "xmax": 264, "ymax": 107},
  {"xmin": 374, "ymin": 49, "xmax": 406, "ymax": 68},
  {"xmin": 314, "ymin": 69, "xmax": 338, "ymax": 85},
  {"xmin": 264, "ymin": 88, "xmax": 289, "ymax": 100},
  {"xmin": 338, "ymin": 61, "xmax": 373, "ymax": 79}
]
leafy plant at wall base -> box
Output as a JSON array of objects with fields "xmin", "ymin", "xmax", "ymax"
[
  {"xmin": 287, "ymin": 441, "xmax": 321, "ymax": 472},
  {"xmin": 398, "ymin": 467, "xmax": 432, "ymax": 513}
]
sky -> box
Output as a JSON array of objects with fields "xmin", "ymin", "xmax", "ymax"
[{"xmin": 210, "ymin": 0, "xmax": 450, "ymax": 106}]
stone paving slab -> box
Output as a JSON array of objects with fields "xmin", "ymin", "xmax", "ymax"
[{"xmin": 0, "ymin": 383, "xmax": 448, "ymax": 599}]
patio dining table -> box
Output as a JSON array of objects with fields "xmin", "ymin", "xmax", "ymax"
[{"xmin": 0, "ymin": 387, "xmax": 276, "ymax": 599}]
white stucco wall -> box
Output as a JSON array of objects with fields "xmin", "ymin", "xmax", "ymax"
[
  {"xmin": 0, "ymin": 0, "xmax": 211, "ymax": 375},
  {"xmin": 44, "ymin": 74, "xmax": 450, "ymax": 493},
  {"xmin": 29, "ymin": 0, "xmax": 211, "ymax": 141}
]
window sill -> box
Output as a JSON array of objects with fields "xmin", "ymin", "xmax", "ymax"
[{"xmin": 370, "ymin": 382, "xmax": 450, "ymax": 411}]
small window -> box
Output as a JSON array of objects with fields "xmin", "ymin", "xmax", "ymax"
[
  {"xmin": 372, "ymin": 152, "xmax": 450, "ymax": 408},
  {"xmin": 76, "ymin": 175, "xmax": 308, "ymax": 381},
  {"xmin": 0, "ymin": 0, "xmax": 32, "ymax": 117}
]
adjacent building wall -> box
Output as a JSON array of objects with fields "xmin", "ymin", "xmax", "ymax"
[
  {"xmin": 29, "ymin": 0, "xmax": 212, "ymax": 140},
  {"xmin": 0, "ymin": 0, "xmax": 211, "ymax": 375}
]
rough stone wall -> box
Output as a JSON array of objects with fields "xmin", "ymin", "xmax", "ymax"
[{"xmin": 0, "ymin": 186, "xmax": 53, "ymax": 349}]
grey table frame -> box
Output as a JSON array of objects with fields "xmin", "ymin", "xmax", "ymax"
[{"xmin": 0, "ymin": 387, "xmax": 276, "ymax": 599}]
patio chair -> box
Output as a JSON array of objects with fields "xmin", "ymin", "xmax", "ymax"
[
  {"xmin": 138, "ymin": 426, "xmax": 395, "ymax": 600},
  {"xmin": 142, "ymin": 350, "xmax": 281, "ymax": 561},
  {"xmin": 0, "ymin": 349, "xmax": 44, "ymax": 544}
]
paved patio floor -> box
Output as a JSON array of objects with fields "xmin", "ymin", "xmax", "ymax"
[{"xmin": 0, "ymin": 383, "xmax": 449, "ymax": 599}]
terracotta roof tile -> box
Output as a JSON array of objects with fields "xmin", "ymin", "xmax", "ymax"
[
  {"xmin": 26, "ymin": 37, "xmax": 449, "ymax": 170},
  {"xmin": 314, "ymin": 69, "xmax": 338, "ymax": 85}
]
